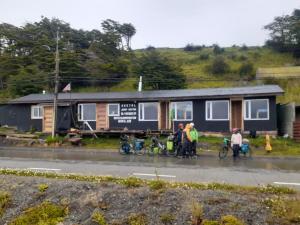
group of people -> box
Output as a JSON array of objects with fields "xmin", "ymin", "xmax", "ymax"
[{"xmin": 173, "ymin": 122, "xmax": 198, "ymax": 158}]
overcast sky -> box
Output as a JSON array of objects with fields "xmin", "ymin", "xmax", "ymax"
[{"xmin": 1, "ymin": 0, "xmax": 299, "ymax": 49}]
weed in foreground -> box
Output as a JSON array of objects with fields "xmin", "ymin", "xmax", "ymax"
[
  {"xmin": 160, "ymin": 213, "xmax": 175, "ymax": 224},
  {"xmin": 220, "ymin": 215, "xmax": 245, "ymax": 225},
  {"xmin": 148, "ymin": 179, "xmax": 167, "ymax": 191},
  {"xmin": 202, "ymin": 220, "xmax": 220, "ymax": 225},
  {"xmin": 120, "ymin": 176, "xmax": 143, "ymax": 188},
  {"xmin": 127, "ymin": 213, "xmax": 147, "ymax": 225},
  {"xmin": 0, "ymin": 191, "xmax": 10, "ymax": 216},
  {"xmin": 38, "ymin": 183, "xmax": 49, "ymax": 193},
  {"xmin": 191, "ymin": 201, "xmax": 204, "ymax": 225},
  {"xmin": 9, "ymin": 201, "xmax": 67, "ymax": 225},
  {"xmin": 92, "ymin": 211, "xmax": 107, "ymax": 225}
]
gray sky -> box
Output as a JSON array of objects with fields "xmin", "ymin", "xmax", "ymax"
[{"xmin": 1, "ymin": 0, "xmax": 299, "ymax": 49}]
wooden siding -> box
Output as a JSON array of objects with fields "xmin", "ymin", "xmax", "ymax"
[
  {"xmin": 43, "ymin": 106, "xmax": 53, "ymax": 133},
  {"xmin": 293, "ymin": 122, "xmax": 300, "ymax": 141},
  {"xmin": 96, "ymin": 103, "xmax": 108, "ymax": 130}
]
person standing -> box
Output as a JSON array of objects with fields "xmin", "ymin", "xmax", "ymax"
[
  {"xmin": 174, "ymin": 123, "xmax": 184, "ymax": 156},
  {"xmin": 190, "ymin": 123, "xmax": 199, "ymax": 157},
  {"xmin": 182, "ymin": 123, "xmax": 192, "ymax": 158},
  {"xmin": 231, "ymin": 128, "xmax": 242, "ymax": 158}
]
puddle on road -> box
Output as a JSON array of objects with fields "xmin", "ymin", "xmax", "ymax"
[{"xmin": 0, "ymin": 148, "xmax": 300, "ymax": 172}]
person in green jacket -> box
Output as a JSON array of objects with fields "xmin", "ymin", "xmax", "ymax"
[{"xmin": 190, "ymin": 123, "xmax": 199, "ymax": 156}]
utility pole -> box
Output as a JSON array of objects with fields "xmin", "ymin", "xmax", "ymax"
[{"xmin": 52, "ymin": 30, "xmax": 60, "ymax": 138}]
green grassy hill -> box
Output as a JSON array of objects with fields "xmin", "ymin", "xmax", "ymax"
[{"xmin": 100, "ymin": 46, "xmax": 300, "ymax": 103}]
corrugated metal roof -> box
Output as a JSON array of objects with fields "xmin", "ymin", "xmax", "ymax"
[{"xmin": 9, "ymin": 85, "xmax": 284, "ymax": 104}]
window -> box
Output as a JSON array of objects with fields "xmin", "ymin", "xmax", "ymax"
[
  {"xmin": 206, "ymin": 101, "xmax": 229, "ymax": 121},
  {"xmin": 170, "ymin": 101, "xmax": 193, "ymax": 121},
  {"xmin": 78, "ymin": 104, "xmax": 96, "ymax": 121},
  {"xmin": 244, "ymin": 99, "xmax": 269, "ymax": 120},
  {"xmin": 31, "ymin": 106, "xmax": 43, "ymax": 119},
  {"xmin": 108, "ymin": 104, "xmax": 119, "ymax": 116},
  {"xmin": 139, "ymin": 102, "xmax": 158, "ymax": 121}
]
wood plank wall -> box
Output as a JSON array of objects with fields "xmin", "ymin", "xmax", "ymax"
[{"xmin": 96, "ymin": 103, "xmax": 108, "ymax": 130}]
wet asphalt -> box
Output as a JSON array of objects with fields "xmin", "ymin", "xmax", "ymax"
[{"xmin": 0, "ymin": 146, "xmax": 300, "ymax": 189}]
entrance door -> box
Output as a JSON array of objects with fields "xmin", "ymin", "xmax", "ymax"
[
  {"xmin": 159, "ymin": 102, "xmax": 169, "ymax": 130},
  {"xmin": 43, "ymin": 106, "xmax": 53, "ymax": 133},
  {"xmin": 231, "ymin": 101, "xmax": 243, "ymax": 130}
]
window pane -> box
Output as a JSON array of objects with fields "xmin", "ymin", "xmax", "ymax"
[
  {"xmin": 245, "ymin": 101, "xmax": 250, "ymax": 119},
  {"xmin": 109, "ymin": 104, "xmax": 119, "ymax": 116},
  {"xmin": 82, "ymin": 104, "xmax": 96, "ymax": 121},
  {"xmin": 250, "ymin": 100, "xmax": 268, "ymax": 119},
  {"xmin": 143, "ymin": 103, "xmax": 158, "ymax": 120},
  {"xmin": 176, "ymin": 102, "xmax": 192, "ymax": 120},
  {"xmin": 212, "ymin": 101, "xmax": 228, "ymax": 120}
]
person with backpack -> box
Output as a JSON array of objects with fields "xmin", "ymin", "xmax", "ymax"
[
  {"xmin": 190, "ymin": 122, "xmax": 199, "ymax": 157},
  {"xmin": 231, "ymin": 128, "xmax": 242, "ymax": 158},
  {"xmin": 174, "ymin": 123, "xmax": 184, "ymax": 156},
  {"xmin": 182, "ymin": 123, "xmax": 192, "ymax": 158}
]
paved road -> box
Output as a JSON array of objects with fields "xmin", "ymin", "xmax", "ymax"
[{"xmin": 0, "ymin": 147, "xmax": 300, "ymax": 189}]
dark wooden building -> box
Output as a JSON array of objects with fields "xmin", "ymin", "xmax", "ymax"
[{"xmin": 0, "ymin": 85, "xmax": 283, "ymax": 134}]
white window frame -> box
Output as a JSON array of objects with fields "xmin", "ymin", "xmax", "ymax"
[
  {"xmin": 205, "ymin": 100, "xmax": 230, "ymax": 121},
  {"xmin": 171, "ymin": 101, "xmax": 193, "ymax": 121},
  {"xmin": 138, "ymin": 102, "xmax": 158, "ymax": 121},
  {"xmin": 31, "ymin": 105, "xmax": 43, "ymax": 119},
  {"xmin": 108, "ymin": 104, "xmax": 120, "ymax": 116},
  {"xmin": 78, "ymin": 103, "xmax": 96, "ymax": 121},
  {"xmin": 244, "ymin": 99, "xmax": 269, "ymax": 120}
]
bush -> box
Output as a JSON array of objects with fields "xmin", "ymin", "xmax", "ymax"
[
  {"xmin": 199, "ymin": 54, "xmax": 210, "ymax": 60},
  {"xmin": 45, "ymin": 136, "xmax": 64, "ymax": 144},
  {"xmin": 213, "ymin": 44, "xmax": 225, "ymax": 54},
  {"xmin": 127, "ymin": 213, "xmax": 147, "ymax": 225},
  {"xmin": 240, "ymin": 44, "xmax": 248, "ymax": 51},
  {"xmin": 160, "ymin": 213, "xmax": 175, "ymax": 224},
  {"xmin": 148, "ymin": 179, "xmax": 167, "ymax": 191},
  {"xmin": 207, "ymin": 56, "xmax": 230, "ymax": 75},
  {"xmin": 184, "ymin": 44, "xmax": 203, "ymax": 52},
  {"xmin": 120, "ymin": 176, "xmax": 143, "ymax": 188},
  {"xmin": 238, "ymin": 55, "xmax": 248, "ymax": 61},
  {"xmin": 238, "ymin": 62, "xmax": 255, "ymax": 77},
  {"xmin": 38, "ymin": 183, "xmax": 49, "ymax": 193}
]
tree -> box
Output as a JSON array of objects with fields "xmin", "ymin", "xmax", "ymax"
[
  {"xmin": 119, "ymin": 23, "xmax": 136, "ymax": 50},
  {"xmin": 238, "ymin": 62, "xmax": 255, "ymax": 78},
  {"xmin": 134, "ymin": 50, "xmax": 186, "ymax": 90},
  {"xmin": 207, "ymin": 56, "xmax": 230, "ymax": 75},
  {"xmin": 265, "ymin": 9, "xmax": 300, "ymax": 57},
  {"xmin": 212, "ymin": 44, "xmax": 224, "ymax": 54}
]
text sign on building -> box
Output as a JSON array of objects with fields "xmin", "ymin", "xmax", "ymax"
[{"xmin": 113, "ymin": 103, "xmax": 137, "ymax": 123}]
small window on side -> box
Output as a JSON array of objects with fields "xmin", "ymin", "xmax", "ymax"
[
  {"xmin": 108, "ymin": 104, "xmax": 120, "ymax": 116},
  {"xmin": 31, "ymin": 106, "xmax": 43, "ymax": 119}
]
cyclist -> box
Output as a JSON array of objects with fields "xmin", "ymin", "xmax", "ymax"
[
  {"xmin": 231, "ymin": 128, "xmax": 242, "ymax": 158},
  {"xmin": 174, "ymin": 123, "xmax": 184, "ymax": 156},
  {"xmin": 182, "ymin": 123, "xmax": 192, "ymax": 158},
  {"xmin": 190, "ymin": 122, "xmax": 199, "ymax": 157}
]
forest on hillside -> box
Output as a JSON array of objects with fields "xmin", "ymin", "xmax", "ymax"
[{"xmin": 0, "ymin": 9, "xmax": 299, "ymax": 102}]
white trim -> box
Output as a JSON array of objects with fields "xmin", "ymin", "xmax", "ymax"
[
  {"xmin": 107, "ymin": 103, "xmax": 120, "ymax": 116},
  {"xmin": 205, "ymin": 100, "xmax": 229, "ymax": 121},
  {"xmin": 170, "ymin": 101, "xmax": 193, "ymax": 121},
  {"xmin": 78, "ymin": 103, "xmax": 96, "ymax": 121},
  {"xmin": 244, "ymin": 99, "xmax": 269, "ymax": 120},
  {"xmin": 31, "ymin": 105, "xmax": 43, "ymax": 119},
  {"xmin": 138, "ymin": 102, "xmax": 159, "ymax": 121}
]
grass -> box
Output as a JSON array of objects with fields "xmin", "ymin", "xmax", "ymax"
[
  {"xmin": 38, "ymin": 183, "xmax": 48, "ymax": 193},
  {"xmin": 9, "ymin": 201, "xmax": 67, "ymax": 225},
  {"xmin": 81, "ymin": 137, "xmax": 120, "ymax": 149},
  {"xmin": 0, "ymin": 169, "xmax": 296, "ymax": 195},
  {"xmin": 160, "ymin": 213, "xmax": 175, "ymax": 224},
  {"xmin": 127, "ymin": 213, "xmax": 147, "ymax": 225},
  {"xmin": 0, "ymin": 191, "xmax": 10, "ymax": 216},
  {"xmin": 191, "ymin": 201, "xmax": 204, "ymax": 225},
  {"xmin": 220, "ymin": 215, "xmax": 245, "ymax": 225}
]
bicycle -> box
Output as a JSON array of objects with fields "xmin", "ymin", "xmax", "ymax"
[
  {"xmin": 219, "ymin": 137, "xmax": 252, "ymax": 159},
  {"xmin": 147, "ymin": 136, "xmax": 167, "ymax": 156},
  {"xmin": 119, "ymin": 134, "xmax": 146, "ymax": 155}
]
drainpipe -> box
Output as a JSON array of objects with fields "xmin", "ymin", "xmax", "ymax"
[{"xmin": 138, "ymin": 76, "xmax": 142, "ymax": 92}]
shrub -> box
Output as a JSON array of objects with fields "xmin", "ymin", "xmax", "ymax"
[
  {"xmin": 191, "ymin": 201, "xmax": 204, "ymax": 225},
  {"xmin": 202, "ymin": 220, "xmax": 220, "ymax": 225},
  {"xmin": 238, "ymin": 55, "xmax": 248, "ymax": 61},
  {"xmin": 213, "ymin": 44, "xmax": 225, "ymax": 54},
  {"xmin": 238, "ymin": 62, "xmax": 254, "ymax": 77},
  {"xmin": 199, "ymin": 54, "xmax": 210, "ymax": 60},
  {"xmin": 92, "ymin": 211, "xmax": 107, "ymax": 225},
  {"xmin": 184, "ymin": 44, "xmax": 203, "ymax": 52},
  {"xmin": 0, "ymin": 192, "xmax": 10, "ymax": 216},
  {"xmin": 207, "ymin": 56, "xmax": 230, "ymax": 75},
  {"xmin": 45, "ymin": 136, "xmax": 64, "ymax": 144},
  {"xmin": 240, "ymin": 44, "xmax": 248, "ymax": 51},
  {"xmin": 38, "ymin": 183, "xmax": 49, "ymax": 193},
  {"xmin": 220, "ymin": 215, "xmax": 244, "ymax": 225},
  {"xmin": 9, "ymin": 201, "xmax": 67, "ymax": 225},
  {"xmin": 148, "ymin": 179, "xmax": 166, "ymax": 191}
]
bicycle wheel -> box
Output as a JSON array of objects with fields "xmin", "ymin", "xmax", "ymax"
[
  {"xmin": 245, "ymin": 147, "xmax": 252, "ymax": 158},
  {"xmin": 219, "ymin": 146, "xmax": 228, "ymax": 159},
  {"xmin": 147, "ymin": 147, "xmax": 155, "ymax": 156},
  {"xmin": 119, "ymin": 143, "xmax": 130, "ymax": 155}
]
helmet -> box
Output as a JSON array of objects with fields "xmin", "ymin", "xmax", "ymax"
[
  {"xmin": 190, "ymin": 122, "xmax": 195, "ymax": 128},
  {"xmin": 232, "ymin": 128, "xmax": 239, "ymax": 133}
]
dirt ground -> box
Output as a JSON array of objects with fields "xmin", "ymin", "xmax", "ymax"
[{"xmin": 1, "ymin": 174, "xmax": 295, "ymax": 225}]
